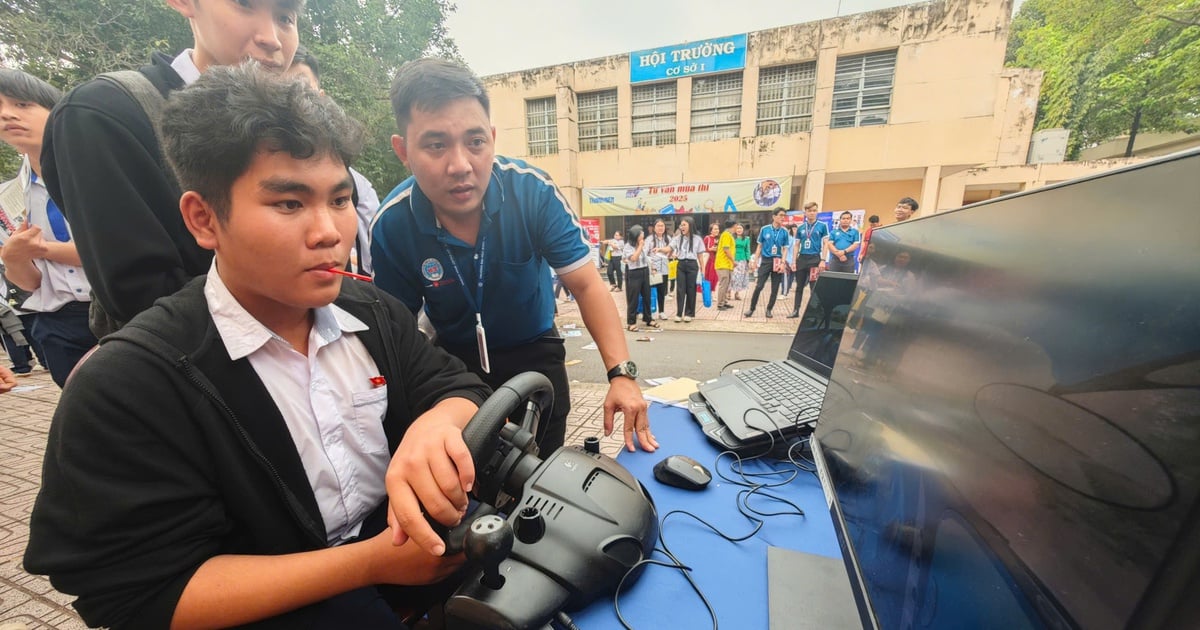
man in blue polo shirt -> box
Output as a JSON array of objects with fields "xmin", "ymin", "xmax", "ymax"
[
  {"xmin": 827, "ymin": 211, "xmax": 860, "ymax": 274},
  {"xmin": 745, "ymin": 208, "xmax": 791, "ymax": 318},
  {"xmin": 788, "ymin": 201, "xmax": 831, "ymax": 318},
  {"xmin": 371, "ymin": 59, "xmax": 655, "ymax": 467}
]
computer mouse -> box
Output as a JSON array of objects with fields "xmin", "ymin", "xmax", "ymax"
[{"xmin": 653, "ymin": 455, "xmax": 712, "ymax": 490}]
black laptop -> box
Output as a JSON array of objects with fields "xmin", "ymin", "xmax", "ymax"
[{"xmin": 691, "ymin": 271, "xmax": 858, "ymax": 449}]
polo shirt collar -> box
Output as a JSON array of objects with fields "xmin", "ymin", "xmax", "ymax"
[{"xmin": 203, "ymin": 259, "xmax": 368, "ymax": 361}]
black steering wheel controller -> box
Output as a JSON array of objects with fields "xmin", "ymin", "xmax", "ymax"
[{"xmin": 436, "ymin": 372, "xmax": 659, "ymax": 630}]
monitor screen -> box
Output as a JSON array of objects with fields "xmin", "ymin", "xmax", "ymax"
[
  {"xmin": 788, "ymin": 271, "xmax": 859, "ymax": 378},
  {"xmin": 813, "ymin": 149, "xmax": 1200, "ymax": 630}
]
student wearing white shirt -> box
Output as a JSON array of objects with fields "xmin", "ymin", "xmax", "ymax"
[
  {"xmin": 26, "ymin": 64, "xmax": 491, "ymax": 630},
  {"xmin": 0, "ymin": 69, "xmax": 96, "ymax": 386}
]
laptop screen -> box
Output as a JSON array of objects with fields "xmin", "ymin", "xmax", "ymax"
[{"xmin": 787, "ymin": 271, "xmax": 859, "ymax": 378}]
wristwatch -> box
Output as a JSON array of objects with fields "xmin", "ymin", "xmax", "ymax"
[{"xmin": 606, "ymin": 360, "xmax": 639, "ymax": 381}]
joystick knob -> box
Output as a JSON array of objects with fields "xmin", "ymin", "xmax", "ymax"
[
  {"xmin": 515, "ymin": 506, "xmax": 546, "ymax": 544},
  {"xmin": 463, "ymin": 514, "xmax": 514, "ymax": 590}
]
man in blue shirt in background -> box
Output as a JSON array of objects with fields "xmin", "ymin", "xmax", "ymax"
[
  {"xmin": 745, "ymin": 208, "xmax": 791, "ymax": 319},
  {"xmin": 827, "ymin": 211, "xmax": 860, "ymax": 273},
  {"xmin": 788, "ymin": 201, "xmax": 830, "ymax": 318},
  {"xmin": 370, "ymin": 60, "xmax": 656, "ymax": 511}
]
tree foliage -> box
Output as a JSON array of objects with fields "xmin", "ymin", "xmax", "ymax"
[
  {"xmin": 1007, "ymin": 0, "xmax": 1200, "ymax": 157},
  {"xmin": 0, "ymin": 0, "xmax": 460, "ymax": 186}
]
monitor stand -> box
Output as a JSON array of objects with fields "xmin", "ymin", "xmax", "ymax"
[{"xmin": 768, "ymin": 546, "xmax": 864, "ymax": 629}]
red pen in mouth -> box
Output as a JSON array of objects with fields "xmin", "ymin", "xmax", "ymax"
[{"xmin": 327, "ymin": 268, "xmax": 373, "ymax": 282}]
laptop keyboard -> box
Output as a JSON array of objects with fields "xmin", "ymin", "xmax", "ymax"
[{"xmin": 735, "ymin": 363, "xmax": 824, "ymax": 427}]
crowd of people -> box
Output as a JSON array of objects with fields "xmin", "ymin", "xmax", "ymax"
[
  {"xmin": 0, "ymin": 1, "xmax": 923, "ymax": 627},
  {"xmin": 594, "ymin": 197, "xmax": 918, "ymax": 326}
]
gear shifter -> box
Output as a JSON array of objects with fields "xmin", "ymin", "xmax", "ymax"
[{"xmin": 464, "ymin": 514, "xmax": 513, "ymax": 590}]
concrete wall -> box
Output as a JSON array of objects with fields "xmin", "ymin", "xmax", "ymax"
[{"xmin": 825, "ymin": 179, "xmax": 924, "ymax": 226}]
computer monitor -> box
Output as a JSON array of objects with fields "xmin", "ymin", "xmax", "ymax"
[{"xmin": 812, "ymin": 148, "xmax": 1200, "ymax": 630}]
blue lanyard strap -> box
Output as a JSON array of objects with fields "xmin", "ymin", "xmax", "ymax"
[{"xmin": 442, "ymin": 234, "xmax": 487, "ymax": 314}]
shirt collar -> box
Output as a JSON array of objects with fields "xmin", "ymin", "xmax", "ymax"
[
  {"xmin": 18, "ymin": 155, "xmax": 32, "ymax": 192},
  {"xmin": 171, "ymin": 49, "xmax": 203, "ymax": 86},
  {"xmin": 204, "ymin": 259, "xmax": 368, "ymax": 360}
]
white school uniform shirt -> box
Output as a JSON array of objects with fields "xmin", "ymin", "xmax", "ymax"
[
  {"xmin": 205, "ymin": 261, "xmax": 389, "ymax": 544},
  {"xmin": 17, "ymin": 157, "xmax": 91, "ymax": 312}
]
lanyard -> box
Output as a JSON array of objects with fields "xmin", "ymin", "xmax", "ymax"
[
  {"xmin": 802, "ymin": 220, "xmax": 817, "ymax": 244},
  {"xmin": 442, "ymin": 234, "xmax": 487, "ymax": 315}
]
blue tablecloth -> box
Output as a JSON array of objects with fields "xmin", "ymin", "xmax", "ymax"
[{"xmin": 569, "ymin": 403, "xmax": 842, "ymax": 628}]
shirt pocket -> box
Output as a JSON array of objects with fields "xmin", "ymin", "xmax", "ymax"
[{"xmin": 350, "ymin": 387, "xmax": 389, "ymax": 454}]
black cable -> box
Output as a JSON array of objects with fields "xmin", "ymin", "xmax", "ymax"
[
  {"xmin": 610, "ymin": 411, "xmax": 813, "ymax": 629},
  {"xmin": 553, "ymin": 610, "xmax": 581, "ymax": 630},
  {"xmin": 613, "ymin": 555, "xmax": 715, "ymax": 630}
]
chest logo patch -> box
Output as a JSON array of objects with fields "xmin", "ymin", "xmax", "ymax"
[{"xmin": 421, "ymin": 258, "xmax": 445, "ymax": 282}]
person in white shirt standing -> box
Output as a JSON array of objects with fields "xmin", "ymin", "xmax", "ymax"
[{"xmin": 0, "ymin": 69, "xmax": 96, "ymax": 387}]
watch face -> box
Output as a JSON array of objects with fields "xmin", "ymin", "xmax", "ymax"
[{"xmin": 624, "ymin": 361, "xmax": 639, "ymax": 378}]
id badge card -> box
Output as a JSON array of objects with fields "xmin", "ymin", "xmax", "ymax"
[
  {"xmin": 475, "ymin": 314, "xmax": 490, "ymax": 374},
  {"xmin": 804, "ymin": 239, "xmax": 812, "ymax": 249}
]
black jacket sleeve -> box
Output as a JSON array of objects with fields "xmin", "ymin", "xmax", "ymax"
[{"xmin": 24, "ymin": 343, "xmax": 225, "ymax": 629}]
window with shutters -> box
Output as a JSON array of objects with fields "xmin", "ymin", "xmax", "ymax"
[
  {"xmin": 690, "ymin": 72, "xmax": 742, "ymax": 142},
  {"xmin": 631, "ymin": 82, "xmax": 677, "ymax": 147},
  {"xmin": 830, "ymin": 50, "xmax": 897, "ymax": 129},
  {"xmin": 756, "ymin": 62, "xmax": 816, "ymax": 135},
  {"xmin": 526, "ymin": 97, "xmax": 558, "ymax": 155},
  {"xmin": 578, "ymin": 90, "xmax": 618, "ymax": 151}
]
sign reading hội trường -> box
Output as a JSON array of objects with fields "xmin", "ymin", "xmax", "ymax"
[
  {"xmin": 581, "ymin": 176, "xmax": 792, "ymax": 217},
  {"xmin": 629, "ymin": 34, "xmax": 747, "ymax": 84}
]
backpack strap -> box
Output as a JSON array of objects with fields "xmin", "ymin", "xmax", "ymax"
[{"xmin": 94, "ymin": 69, "xmax": 180, "ymax": 192}]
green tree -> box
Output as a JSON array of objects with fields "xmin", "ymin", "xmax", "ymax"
[
  {"xmin": 302, "ymin": 0, "xmax": 462, "ymax": 190},
  {"xmin": 1007, "ymin": 0, "xmax": 1200, "ymax": 157},
  {"xmin": 0, "ymin": 0, "xmax": 460, "ymax": 187}
]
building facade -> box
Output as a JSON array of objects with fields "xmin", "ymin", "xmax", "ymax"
[{"xmin": 483, "ymin": 0, "xmax": 1053, "ymax": 237}]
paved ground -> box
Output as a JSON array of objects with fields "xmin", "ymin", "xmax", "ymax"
[{"xmin": 556, "ymin": 282, "xmax": 805, "ymax": 336}]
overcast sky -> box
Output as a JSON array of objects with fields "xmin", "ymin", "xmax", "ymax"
[{"xmin": 446, "ymin": 0, "xmax": 1026, "ymax": 77}]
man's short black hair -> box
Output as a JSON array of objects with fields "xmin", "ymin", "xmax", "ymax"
[
  {"xmin": 898, "ymin": 197, "xmax": 919, "ymax": 212},
  {"xmin": 773, "ymin": 208, "xmax": 788, "ymax": 217},
  {"xmin": 0, "ymin": 69, "xmax": 62, "ymax": 110},
  {"xmin": 292, "ymin": 46, "xmax": 320, "ymax": 82},
  {"xmin": 840, "ymin": 211, "xmax": 853, "ymax": 219},
  {"xmin": 868, "ymin": 214, "xmax": 880, "ymax": 224},
  {"xmin": 160, "ymin": 63, "xmax": 365, "ymax": 222},
  {"xmin": 723, "ymin": 219, "xmax": 736, "ymax": 229},
  {"xmin": 390, "ymin": 58, "xmax": 490, "ymax": 136}
]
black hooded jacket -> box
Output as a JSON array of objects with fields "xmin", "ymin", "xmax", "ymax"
[{"xmin": 24, "ymin": 277, "xmax": 491, "ymax": 629}]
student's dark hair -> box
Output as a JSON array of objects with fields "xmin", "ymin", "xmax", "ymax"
[
  {"xmin": 292, "ymin": 46, "xmax": 320, "ymax": 82},
  {"xmin": 626, "ymin": 224, "xmax": 644, "ymax": 244},
  {"xmin": 390, "ymin": 58, "xmax": 490, "ymax": 135},
  {"xmin": 898, "ymin": 197, "xmax": 919, "ymax": 212},
  {"xmin": 724, "ymin": 218, "xmax": 736, "ymax": 229},
  {"xmin": 773, "ymin": 208, "xmax": 787, "ymax": 217},
  {"xmin": 675, "ymin": 216, "xmax": 697, "ymax": 254},
  {"xmin": 868, "ymin": 214, "xmax": 880, "ymax": 223},
  {"xmin": 160, "ymin": 63, "xmax": 365, "ymax": 222},
  {"xmin": 0, "ymin": 69, "xmax": 62, "ymax": 110},
  {"xmin": 840, "ymin": 211, "xmax": 853, "ymax": 219}
]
